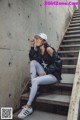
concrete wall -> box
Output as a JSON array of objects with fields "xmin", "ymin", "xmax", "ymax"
[{"xmin": 0, "ymin": 0, "xmax": 77, "ymax": 110}]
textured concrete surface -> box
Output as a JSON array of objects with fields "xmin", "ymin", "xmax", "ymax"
[
  {"xmin": 14, "ymin": 110, "xmax": 67, "ymax": 120},
  {"xmin": 61, "ymin": 74, "xmax": 74, "ymax": 84},
  {"xmin": 21, "ymin": 93, "xmax": 70, "ymax": 106},
  {"xmin": 0, "ymin": 0, "xmax": 77, "ymax": 110}
]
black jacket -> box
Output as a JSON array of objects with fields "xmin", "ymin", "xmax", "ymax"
[{"xmin": 29, "ymin": 43, "xmax": 62, "ymax": 81}]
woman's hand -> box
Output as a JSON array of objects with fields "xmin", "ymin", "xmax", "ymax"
[{"xmin": 31, "ymin": 37, "xmax": 36, "ymax": 47}]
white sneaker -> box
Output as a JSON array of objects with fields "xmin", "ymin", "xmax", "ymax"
[{"xmin": 18, "ymin": 106, "xmax": 33, "ymax": 119}]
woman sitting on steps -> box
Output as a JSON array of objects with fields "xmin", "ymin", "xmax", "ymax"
[{"xmin": 18, "ymin": 33, "xmax": 62, "ymax": 119}]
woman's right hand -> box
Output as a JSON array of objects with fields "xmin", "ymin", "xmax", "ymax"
[{"xmin": 31, "ymin": 37, "xmax": 35, "ymax": 47}]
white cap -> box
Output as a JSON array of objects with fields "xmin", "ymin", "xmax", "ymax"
[{"xmin": 38, "ymin": 33, "xmax": 47, "ymax": 41}]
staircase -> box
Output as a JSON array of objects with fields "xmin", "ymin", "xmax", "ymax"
[{"xmin": 13, "ymin": 9, "xmax": 80, "ymax": 120}]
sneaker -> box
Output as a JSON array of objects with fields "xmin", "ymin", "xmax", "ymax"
[{"xmin": 18, "ymin": 106, "xmax": 33, "ymax": 119}]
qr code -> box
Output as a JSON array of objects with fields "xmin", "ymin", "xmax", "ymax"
[{"xmin": 1, "ymin": 107, "xmax": 13, "ymax": 119}]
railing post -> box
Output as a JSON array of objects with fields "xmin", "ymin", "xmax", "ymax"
[{"xmin": 67, "ymin": 51, "xmax": 80, "ymax": 120}]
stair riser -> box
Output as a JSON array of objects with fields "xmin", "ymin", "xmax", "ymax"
[
  {"xmin": 21, "ymin": 100, "xmax": 69, "ymax": 115},
  {"xmin": 62, "ymin": 41, "xmax": 80, "ymax": 45},
  {"xmin": 62, "ymin": 59, "xmax": 77, "ymax": 65},
  {"xmin": 22, "ymin": 85, "xmax": 72, "ymax": 97},
  {"xmin": 58, "ymin": 52, "xmax": 78, "ymax": 57},
  {"xmin": 34, "ymin": 102, "xmax": 69, "ymax": 116},
  {"xmin": 60, "ymin": 46, "xmax": 80, "ymax": 51},
  {"xmin": 62, "ymin": 68, "xmax": 75, "ymax": 74},
  {"xmin": 39, "ymin": 85, "xmax": 72, "ymax": 95}
]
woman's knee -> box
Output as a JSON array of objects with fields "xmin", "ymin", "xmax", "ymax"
[
  {"xmin": 32, "ymin": 78, "xmax": 38, "ymax": 85},
  {"xmin": 30, "ymin": 60, "xmax": 38, "ymax": 66}
]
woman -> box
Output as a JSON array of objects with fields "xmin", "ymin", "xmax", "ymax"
[{"xmin": 18, "ymin": 33, "xmax": 62, "ymax": 119}]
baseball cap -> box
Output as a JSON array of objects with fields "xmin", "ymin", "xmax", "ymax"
[{"xmin": 35, "ymin": 33, "xmax": 47, "ymax": 41}]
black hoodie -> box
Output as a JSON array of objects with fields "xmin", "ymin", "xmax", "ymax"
[{"xmin": 29, "ymin": 43, "xmax": 62, "ymax": 81}]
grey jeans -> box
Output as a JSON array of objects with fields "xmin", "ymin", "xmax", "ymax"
[{"xmin": 27, "ymin": 60, "xmax": 58, "ymax": 106}]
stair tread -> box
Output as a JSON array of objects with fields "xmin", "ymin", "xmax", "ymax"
[
  {"xmin": 74, "ymin": 13, "xmax": 80, "ymax": 15},
  {"xmin": 61, "ymin": 57, "xmax": 77, "ymax": 60},
  {"xmin": 63, "ymin": 39, "xmax": 80, "ymax": 42},
  {"xmin": 21, "ymin": 93, "xmax": 70, "ymax": 105},
  {"xmin": 58, "ymin": 50, "xmax": 79, "ymax": 53},
  {"xmin": 72, "ymin": 18, "xmax": 80, "ymax": 20},
  {"xmin": 60, "ymin": 44, "xmax": 80, "ymax": 47},
  {"xmin": 61, "ymin": 74, "xmax": 74, "ymax": 84},
  {"xmin": 68, "ymin": 27, "xmax": 80, "ymax": 29},
  {"xmin": 64, "ymin": 34, "xmax": 80, "ymax": 37},
  {"xmin": 14, "ymin": 110, "xmax": 67, "ymax": 120},
  {"xmin": 70, "ymin": 23, "xmax": 80, "ymax": 25},
  {"xmin": 62, "ymin": 65, "xmax": 76, "ymax": 68},
  {"xmin": 74, "ymin": 10, "xmax": 80, "ymax": 12},
  {"xmin": 73, "ymin": 14, "xmax": 80, "ymax": 16},
  {"xmin": 70, "ymin": 21, "xmax": 80, "ymax": 23},
  {"xmin": 71, "ymin": 21, "xmax": 80, "ymax": 23}
]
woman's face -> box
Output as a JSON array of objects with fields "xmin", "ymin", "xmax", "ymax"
[{"xmin": 36, "ymin": 37, "xmax": 44, "ymax": 47}]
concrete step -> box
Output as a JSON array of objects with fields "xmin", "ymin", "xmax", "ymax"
[
  {"xmin": 61, "ymin": 74, "xmax": 74, "ymax": 84},
  {"xmin": 14, "ymin": 110, "xmax": 67, "ymax": 120},
  {"xmin": 66, "ymin": 30, "xmax": 80, "ymax": 34},
  {"xmin": 62, "ymin": 65, "xmax": 76, "ymax": 69},
  {"xmin": 74, "ymin": 13, "xmax": 80, "ymax": 15},
  {"xmin": 63, "ymin": 39, "xmax": 80, "ymax": 42},
  {"xmin": 69, "ymin": 23, "xmax": 80, "ymax": 26},
  {"xmin": 62, "ymin": 65, "xmax": 76, "ymax": 73},
  {"xmin": 61, "ymin": 57, "xmax": 77, "ymax": 64},
  {"xmin": 58, "ymin": 50, "xmax": 79, "ymax": 54},
  {"xmin": 64, "ymin": 34, "xmax": 80, "ymax": 39},
  {"xmin": 60, "ymin": 44, "xmax": 80, "ymax": 51},
  {"xmin": 70, "ymin": 20, "xmax": 80, "ymax": 24},
  {"xmin": 58, "ymin": 50, "xmax": 79, "ymax": 53},
  {"xmin": 68, "ymin": 26, "xmax": 80, "ymax": 31},
  {"xmin": 61, "ymin": 57, "xmax": 77, "ymax": 60},
  {"xmin": 60, "ymin": 44, "xmax": 80, "ymax": 47},
  {"xmin": 72, "ymin": 17, "xmax": 80, "ymax": 20},
  {"xmin": 21, "ymin": 93, "xmax": 70, "ymax": 107},
  {"xmin": 61, "ymin": 57, "xmax": 77, "ymax": 65},
  {"xmin": 62, "ymin": 39, "xmax": 80, "ymax": 45},
  {"xmin": 73, "ymin": 15, "xmax": 80, "ymax": 18},
  {"xmin": 58, "ymin": 50, "xmax": 79, "ymax": 58},
  {"xmin": 74, "ymin": 9, "xmax": 80, "ymax": 13}
]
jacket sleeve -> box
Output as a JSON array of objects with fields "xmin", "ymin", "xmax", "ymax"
[
  {"xmin": 44, "ymin": 51, "xmax": 62, "ymax": 74},
  {"xmin": 29, "ymin": 47, "xmax": 39, "ymax": 61}
]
